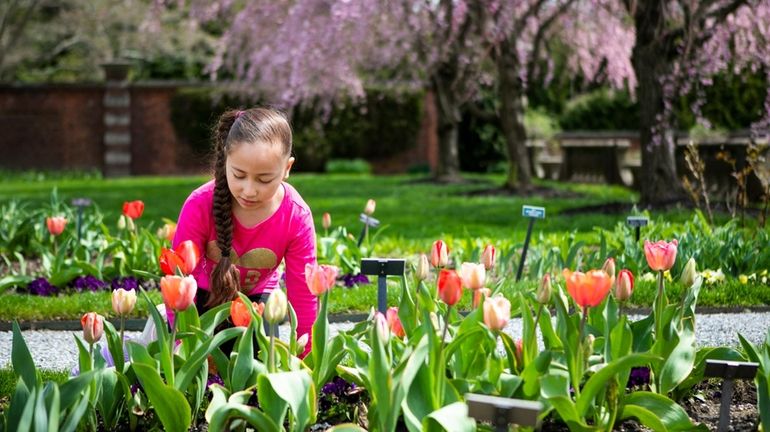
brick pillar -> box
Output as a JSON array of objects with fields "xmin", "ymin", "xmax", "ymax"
[{"xmin": 101, "ymin": 63, "xmax": 132, "ymax": 177}]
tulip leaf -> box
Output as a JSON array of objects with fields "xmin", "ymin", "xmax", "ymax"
[
  {"xmin": 259, "ymin": 371, "xmax": 316, "ymax": 432},
  {"xmin": 621, "ymin": 391, "xmax": 708, "ymax": 431},
  {"xmin": 658, "ymin": 325, "xmax": 696, "ymax": 395},
  {"xmin": 577, "ymin": 352, "xmax": 660, "ymax": 416},
  {"xmin": 231, "ymin": 322, "xmax": 256, "ymax": 392},
  {"xmin": 43, "ymin": 381, "xmax": 60, "ymax": 432},
  {"xmin": 311, "ymin": 290, "xmax": 330, "ymax": 382},
  {"xmin": 131, "ymin": 361, "xmax": 191, "ymax": 432},
  {"xmin": 422, "ymin": 402, "xmax": 476, "ymax": 432},
  {"xmin": 97, "ymin": 369, "xmax": 122, "ymax": 429},
  {"xmin": 326, "ymin": 425, "xmax": 368, "ymax": 432},
  {"xmin": 175, "ymin": 327, "xmax": 242, "ymax": 393},
  {"xmin": 403, "ymin": 366, "xmax": 438, "ymax": 432},
  {"xmin": 199, "ymin": 302, "xmax": 231, "ymax": 335},
  {"xmin": 540, "ymin": 374, "xmax": 582, "ymax": 426},
  {"xmin": 59, "ymin": 387, "xmax": 91, "ymax": 432},
  {"xmin": 208, "ymin": 402, "xmax": 280, "ymax": 431},
  {"xmin": 33, "ymin": 382, "xmax": 49, "ymax": 432},
  {"xmin": 58, "ymin": 371, "xmax": 95, "ymax": 410},
  {"xmin": 103, "ymin": 320, "xmax": 125, "ymax": 373},
  {"xmin": 11, "ymin": 321, "xmax": 37, "ymax": 390}
]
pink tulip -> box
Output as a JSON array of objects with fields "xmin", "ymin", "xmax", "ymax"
[
  {"xmin": 460, "ymin": 262, "xmax": 486, "ymax": 290},
  {"xmin": 363, "ymin": 199, "xmax": 376, "ymax": 215},
  {"xmin": 644, "ymin": 239, "xmax": 678, "ymax": 271},
  {"xmin": 602, "ymin": 257, "xmax": 616, "ymax": 282},
  {"xmin": 430, "ymin": 240, "xmax": 448, "ymax": 268},
  {"xmin": 322, "ymin": 212, "xmax": 331, "ymax": 230},
  {"xmin": 46, "ymin": 216, "xmax": 67, "ymax": 236},
  {"xmin": 386, "ymin": 307, "xmax": 405, "ymax": 338},
  {"xmin": 615, "ymin": 269, "xmax": 634, "ymax": 302},
  {"xmin": 473, "ymin": 287, "xmax": 491, "ymax": 309},
  {"xmin": 160, "ymin": 275, "xmax": 197, "ymax": 312},
  {"xmin": 483, "ymin": 295, "xmax": 511, "ymax": 331},
  {"xmin": 305, "ymin": 263, "xmax": 338, "ymax": 296},
  {"xmin": 81, "ymin": 312, "xmax": 104, "ymax": 344},
  {"xmin": 537, "ymin": 273, "xmax": 552, "ymax": 304},
  {"xmin": 481, "ymin": 244, "xmax": 496, "ymax": 269}
]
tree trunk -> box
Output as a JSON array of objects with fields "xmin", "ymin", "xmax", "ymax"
[
  {"xmin": 497, "ymin": 39, "xmax": 532, "ymax": 192},
  {"xmin": 631, "ymin": 2, "xmax": 684, "ymax": 205},
  {"xmin": 431, "ymin": 67, "xmax": 462, "ymax": 183}
]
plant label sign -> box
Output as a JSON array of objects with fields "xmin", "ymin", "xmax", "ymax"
[
  {"xmin": 522, "ymin": 205, "xmax": 545, "ymax": 219},
  {"xmin": 466, "ymin": 393, "xmax": 542, "ymax": 430},
  {"xmin": 704, "ymin": 360, "xmax": 759, "ymax": 432},
  {"xmin": 361, "ymin": 258, "xmax": 405, "ymax": 313},
  {"xmin": 626, "ymin": 216, "xmax": 648, "ymax": 227}
]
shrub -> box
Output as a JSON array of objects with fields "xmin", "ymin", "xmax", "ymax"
[{"xmin": 559, "ymin": 88, "xmax": 639, "ymax": 130}]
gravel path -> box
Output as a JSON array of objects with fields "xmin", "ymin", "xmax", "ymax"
[{"xmin": 2, "ymin": 312, "xmax": 769, "ymax": 371}]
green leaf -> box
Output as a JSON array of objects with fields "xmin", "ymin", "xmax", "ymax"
[
  {"xmin": 42, "ymin": 382, "xmax": 60, "ymax": 432},
  {"xmin": 59, "ymin": 387, "xmax": 91, "ymax": 432},
  {"xmin": 11, "ymin": 321, "xmax": 37, "ymax": 389},
  {"xmin": 540, "ymin": 374, "xmax": 582, "ymax": 427},
  {"xmin": 260, "ymin": 371, "xmax": 316, "ymax": 432},
  {"xmin": 231, "ymin": 322, "xmax": 256, "ymax": 393},
  {"xmin": 175, "ymin": 327, "xmax": 242, "ymax": 393},
  {"xmin": 208, "ymin": 402, "xmax": 280, "ymax": 431},
  {"xmin": 577, "ymin": 353, "xmax": 660, "ymax": 416},
  {"xmin": 659, "ymin": 326, "xmax": 696, "ymax": 395},
  {"xmin": 130, "ymin": 361, "xmax": 191, "ymax": 432},
  {"xmin": 6, "ymin": 380, "xmax": 31, "ymax": 432},
  {"xmin": 33, "ymin": 384, "xmax": 48, "ymax": 432},
  {"xmin": 326, "ymin": 425, "xmax": 368, "ymax": 432},
  {"xmin": 58, "ymin": 371, "xmax": 95, "ymax": 410},
  {"xmin": 422, "ymin": 402, "xmax": 476, "ymax": 432},
  {"xmin": 622, "ymin": 391, "xmax": 708, "ymax": 431}
]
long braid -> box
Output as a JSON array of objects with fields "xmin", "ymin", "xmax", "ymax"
[{"xmin": 207, "ymin": 111, "xmax": 242, "ymax": 307}]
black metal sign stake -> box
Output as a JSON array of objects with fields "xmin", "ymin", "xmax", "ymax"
[
  {"xmin": 626, "ymin": 216, "xmax": 649, "ymax": 243},
  {"xmin": 516, "ymin": 206, "xmax": 545, "ymax": 282},
  {"xmin": 704, "ymin": 359, "xmax": 759, "ymax": 432},
  {"xmin": 466, "ymin": 393, "xmax": 542, "ymax": 432},
  {"xmin": 71, "ymin": 198, "xmax": 92, "ymax": 243},
  {"xmin": 357, "ymin": 213, "xmax": 380, "ymax": 248},
  {"xmin": 361, "ymin": 258, "xmax": 405, "ymax": 314}
]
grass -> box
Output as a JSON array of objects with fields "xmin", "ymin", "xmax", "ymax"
[
  {"xmin": 0, "ymin": 290, "xmax": 162, "ymax": 321},
  {"xmin": 0, "ymin": 368, "xmax": 70, "ymax": 411}
]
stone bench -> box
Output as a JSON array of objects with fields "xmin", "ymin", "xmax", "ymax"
[{"xmin": 555, "ymin": 131, "xmax": 639, "ymax": 187}]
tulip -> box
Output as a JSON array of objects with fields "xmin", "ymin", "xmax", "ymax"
[
  {"xmin": 680, "ymin": 257, "xmax": 698, "ymax": 288},
  {"xmin": 159, "ymin": 241, "xmax": 201, "ymax": 276},
  {"xmin": 415, "ymin": 253, "xmax": 430, "ymax": 281},
  {"xmin": 514, "ymin": 339, "xmax": 524, "ymax": 369},
  {"xmin": 482, "ymin": 295, "xmax": 511, "ymax": 331},
  {"xmin": 363, "ymin": 199, "xmax": 376, "ymax": 215},
  {"xmin": 615, "ymin": 269, "xmax": 634, "ymax": 302},
  {"xmin": 296, "ymin": 333, "xmax": 309, "ymax": 354},
  {"xmin": 122, "ymin": 200, "xmax": 144, "ymax": 219},
  {"xmin": 481, "ymin": 244, "xmax": 496, "ymax": 269},
  {"xmin": 430, "ymin": 240, "xmax": 449, "ymax": 268},
  {"xmin": 473, "ymin": 287, "xmax": 491, "ymax": 309},
  {"xmin": 230, "ymin": 297, "xmax": 262, "ymax": 327},
  {"xmin": 386, "ymin": 307, "xmax": 405, "ymax": 338},
  {"xmin": 157, "ymin": 222, "xmax": 177, "ymax": 242},
  {"xmin": 126, "ymin": 217, "xmax": 135, "ymax": 232},
  {"xmin": 117, "ymin": 214, "xmax": 127, "ymax": 230},
  {"xmin": 602, "ymin": 257, "xmax": 616, "ymax": 283},
  {"xmin": 160, "ymin": 275, "xmax": 197, "ymax": 312},
  {"xmin": 264, "ymin": 289, "xmax": 288, "ymax": 324},
  {"xmin": 644, "ymin": 239, "xmax": 678, "ymax": 271},
  {"xmin": 460, "ymin": 262, "xmax": 486, "ymax": 290},
  {"xmin": 564, "ymin": 269, "xmax": 612, "ymax": 308},
  {"xmin": 46, "ymin": 216, "xmax": 67, "ymax": 236},
  {"xmin": 81, "ymin": 312, "xmax": 104, "ymax": 344},
  {"xmin": 374, "ymin": 312, "xmax": 390, "ymax": 344},
  {"xmin": 322, "ymin": 212, "xmax": 332, "ymax": 230},
  {"xmin": 305, "ymin": 263, "xmax": 338, "ymax": 296},
  {"xmin": 537, "ymin": 273, "xmax": 552, "ymax": 304},
  {"xmin": 437, "ymin": 269, "xmax": 463, "ymax": 306},
  {"xmin": 112, "ymin": 288, "xmax": 137, "ymax": 316}
]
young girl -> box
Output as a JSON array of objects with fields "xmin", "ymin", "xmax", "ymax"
[{"xmin": 172, "ymin": 107, "xmax": 317, "ymax": 352}]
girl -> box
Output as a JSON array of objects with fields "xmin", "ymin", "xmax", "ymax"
[{"xmin": 172, "ymin": 107, "xmax": 317, "ymax": 353}]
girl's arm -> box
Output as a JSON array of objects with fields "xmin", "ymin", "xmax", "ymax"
[
  {"xmin": 284, "ymin": 208, "xmax": 318, "ymax": 355},
  {"xmin": 172, "ymin": 189, "xmax": 211, "ymax": 272}
]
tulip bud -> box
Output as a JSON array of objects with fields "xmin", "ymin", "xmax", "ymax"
[
  {"xmin": 415, "ymin": 253, "xmax": 430, "ymax": 281},
  {"xmin": 680, "ymin": 257, "xmax": 697, "ymax": 288},
  {"xmin": 81, "ymin": 312, "xmax": 104, "ymax": 344},
  {"xmin": 473, "ymin": 287, "xmax": 491, "ymax": 309},
  {"xmin": 602, "ymin": 257, "xmax": 616, "ymax": 283},
  {"xmin": 482, "ymin": 295, "xmax": 511, "ymax": 331},
  {"xmin": 514, "ymin": 339, "xmax": 524, "ymax": 369},
  {"xmin": 481, "ymin": 244, "xmax": 496, "ymax": 270},
  {"xmin": 386, "ymin": 307, "xmax": 405, "ymax": 338},
  {"xmin": 117, "ymin": 215, "xmax": 127, "ymax": 230},
  {"xmin": 264, "ymin": 289, "xmax": 288, "ymax": 324},
  {"xmin": 363, "ymin": 199, "xmax": 376, "ymax": 215},
  {"xmin": 126, "ymin": 217, "xmax": 135, "ymax": 232},
  {"xmin": 160, "ymin": 275, "xmax": 197, "ymax": 312},
  {"xmin": 322, "ymin": 212, "xmax": 331, "ymax": 230},
  {"xmin": 537, "ymin": 273, "xmax": 552, "ymax": 304},
  {"xmin": 460, "ymin": 262, "xmax": 486, "ymax": 290},
  {"xmin": 374, "ymin": 312, "xmax": 390, "ymax": 344},
  {"xmin": 112, "ymin": 288, "xmax": 137, "ymax": 316},
  {"xmin": 430, "ymin": 240, "xmax": 448, "ymax": 268},
  {"xmin": 615, "ymin": 269, "xmax": 634, "ymax": 302},
  {"xmin": 297, "ymin": 333, "xmax": 309, "ymax": 353},
  {"xmin": 46, "ymin": 216, "xmax": 67, "ymax": 236}
]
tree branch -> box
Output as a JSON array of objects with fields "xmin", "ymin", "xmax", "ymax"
[{"xmin": 526, "ymin": 0, "xmax": 577, "ymax": 85}]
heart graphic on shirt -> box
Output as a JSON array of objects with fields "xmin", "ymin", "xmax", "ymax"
[{"xmin": 205, "ymin": 241, "xmax": 278, "ymax": 269}]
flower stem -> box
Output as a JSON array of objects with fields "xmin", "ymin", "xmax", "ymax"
[
  {"xmin": 120, "ymin": 315, "xmax": 125, "ymax": 347},
  {"xmin": 269, "ymin": 334, "xmax": 276, "ymax": 373},
  {"xmin": 655, "ymin": 270, "xmax": 665, "ymax": 340},
  {"xmin": 436, "ymin": 305, "xmax": 452, "ymax": 406}
]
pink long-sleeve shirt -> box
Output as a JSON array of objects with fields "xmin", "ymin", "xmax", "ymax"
[{"xmin": 173, "ymin": 180, "xmax": 317, "ymax": 341}]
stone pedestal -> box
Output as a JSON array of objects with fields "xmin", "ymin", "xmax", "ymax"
[{"xmin": 101, "ymin": 62, "xmax": 132, "ymax": 177}]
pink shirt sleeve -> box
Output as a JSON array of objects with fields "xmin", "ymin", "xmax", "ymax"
[
  {"xmin": 172, "ymin": 183, "xmax": 212, "ymax": 288},
  {"xmin": 285, "ymin": 205, "xmax": 318, "ymax": 351}
]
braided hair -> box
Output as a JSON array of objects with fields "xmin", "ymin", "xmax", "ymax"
[{"xmin": 207, "ymin": 108, "xmax": 293, "ymax": 307}]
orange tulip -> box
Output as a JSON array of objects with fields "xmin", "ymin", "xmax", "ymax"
[
  {"xmin": 644, "ymin": 239, "xmax": 678, "ymax": 271},
  {"xmin": 386, "ymin": 307, "xmax": 405, "ymax": 338},
  {"xmin": 322, "ymin": 212, "xmax": 331, "ymax": 230},
  {"xmin": 437, "ymin": 269, "xmax": 463, "ymax": 306},
  {"xmin": 430, "ymin": 240, "xmax": 449, "ymax": 268},
  {"xmin": 122, "ymin": 200, "xmax": 144, "ymax": 219},
  {"xmin": 230, "ymin": 297, "xmax": 263, "ymax": 327},
  {"xmin": 564, "ymin": 269, "xmax": 612, "ymax": 308},
  {"xmin": 81, "ymin": 312, "xmax": 104, "ymax": 344},
  {"xmin": 615, "ymin": 269, "xmax": 634, "ymax": 302},
  {"xmin": 159, "ymin": 240, "xmax": 201, "ymax": 276},
  {"xmin": 460, "ymin": 262, "xmax": 486, "ymax": 290},
  {"xmin": 305, "ymin": 263, "xmax": 338, "ymax": 296},
  {"xmin": 46, "ymin": 216, "xmax": 67, "ymax": 236},
  {"xmin": 160, "ymin": 275, "xmax": 197, "ymax": 312},
  {"xmin": 482, "ymin": 295, "xmax": 511, "ymax": 331},
  {"xmin": 481, "ymin": 244, "xmax": 496, "ymax": 269}
]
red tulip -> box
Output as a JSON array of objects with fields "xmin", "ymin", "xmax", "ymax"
[
  {"xmin": 305, "ymin": 263, "xmax": 338, "ymax": 296},
  {"xmin": 644, "ymin": 239, "xmax": 678, "ymax": 272},
  {"xmin": 481, "ymin": 244, "xmax": 496, "ymax": 269},
  {"xmin": 159, "ymin": 240, "xmax": 201, "ymax": 276},
  {"xmin": 615, "ymin": 269, "xmax": 635, "ymax": 302},
  {"xmin": 160, "ymin": 275, "xmax": 197, "ymax": 312},
  {"xmin": 386, "ymin": 307, "xmax": 405, "ymax": 338},
  {"xmin": 46, "ymin": 216, "xmax": 67, "ymax": 236},
  {"xmin": 122, "ymin": 200, "xmax": 144, "ymax": 219},
  {"xmin": 564, "ymin": 269, "xmax": 612, "ymax": 308},
  {"xmin": 437, "ymin": 269, "xmax": 463, "ymax": 306},
  {"xmin": 81, "ymin": 312, "xmax": 104, "ymax": 344},
  {"xmin": 230, "ymin": 297, "xmax": 263, "ymax": 327},
  {"xmin": 431, "ymin": 240, "xmax": 449, "ymax": 268}
]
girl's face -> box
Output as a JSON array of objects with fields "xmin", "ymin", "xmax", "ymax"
[{"xmin": 225, "ymin": 141, "xmax": 294, "ymax": 212}]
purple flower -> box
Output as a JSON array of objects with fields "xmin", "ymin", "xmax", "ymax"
[
  {"xmin": 322, "ymin": 376, "xmax": 356, "ymax": 396},
  {"xmin": 27, "ymin": 278, "xmax": 59, "ymax": 296},
  {"xmin": 70, "ymin": 275, "xmax": 107, "ymax": 292},
  {"xmin": 628, "ymin": 367, "xmax": 651, "ymax": 388},
  {"xmin": 207, "ymin": 374, "xmax": 224, "ymax": 388},
  {"xmin": 342, "ymin": 273, "xmax": 370, "ymax": 287},
  {"xmin": 111, "ymin": 276, "xmax": 140, "ymax": 291}
]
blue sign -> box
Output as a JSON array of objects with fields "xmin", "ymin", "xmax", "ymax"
[
  {"xmin": 626, "ymin": 216, "xmax": 649, "ymax": 227},
  {"xmin": 522, "ymin": 205, "xmax": 545, "ymax": 219}
]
